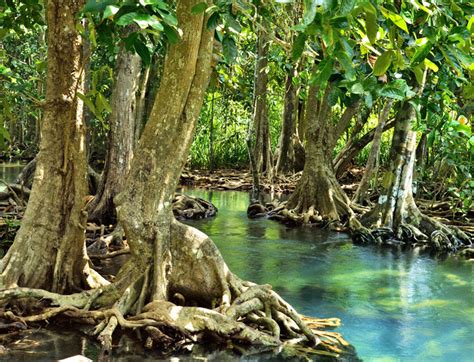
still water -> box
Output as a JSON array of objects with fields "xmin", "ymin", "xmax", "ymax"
[
  {"xmin": 184, "ymin": 189, "xmax": 473, "ymax": 361},
  {"xmin": 0, "ymin": 163, "xmax": 24, "ymax": 192},
  {"xmin": 0, "ymin": 165, "xmax": 472, "ymax": 360}
]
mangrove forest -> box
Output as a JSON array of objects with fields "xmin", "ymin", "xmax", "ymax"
[{"xmin": 0, "ymin": 0, "xmax": 472, "ymax": 360}]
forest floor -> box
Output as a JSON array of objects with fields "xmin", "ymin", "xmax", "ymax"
[{"xmin": 181, "ymin": 167, "xmax": 363, "ymax": 194}]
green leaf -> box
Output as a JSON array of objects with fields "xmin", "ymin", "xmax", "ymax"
[
  {"xmin": 365, "ymin": 10, "xmax": 378, "ymax": 44},
  {"xmin": 140, "ymin": 0, "xmax": 167, "ymax": 7},
  {"xmin": 207, "ymin": 12, "xmax": 220, "ymax": 30},
  {"xmin": 222, "ymin": 35, "xmax": 237, "ymax": 63},
  {"xmin": 364, "ymin": 92, "xmax": 373, "ymax": 108},
  {"xmin": 335, "ymin": 50, "xmax": 355, "ymax": 80},
  {"xmin": 292, "ymin": 33, "xmax": 306, "ymax": 61},
  {"xmin": 103, "ymin": 4, "xmax": 119, "ymax": 19},
  {"xmin": 96, "ymin": 93, "xmax": 111, "ymax": 114},
  {"xmin": 379, "ymin": 86, "xmax": 405, "ymax": 100},
  {"xmin": 133, "ymin": 39, "xmax": 151, "ymax": 65},
  {"xmin": 338, "ymin": 0, "xmax": 356, "ymax": 16},
  {"xmin": 132, "ymin": 14, "xmax": 163, "ymax": 30},
  {"xmin": 373, "ymin": 50, "xmax": 393, "ymax": 76},
  {"xmin": 311, "ymin": 57, "xmax": 334, "ymax": 89},
  {"xmin": 380, "ymin": 7, "xmax": 409, "ymax": 33},
  {"xmin": 163, "ymin": 24, "xmax": 179, "ymax": 43},
  {"xmin": 191, "ymin": 2, "xmax": 207, "ymax": 14},
  {"xmin": 351, "ymin": 82, "xmax": 364, "ymax": 94},
  {"xmin": 116, "ymin": 12, "xmax": 139, "ymax": 26},
  {"xmin": 411, "ymin": 41, "xmax": 432, "ymax": 66},
  {"xmin": 424, "ymin": 58, "xmax": 438, "ymax": 72},
  {"xmin": 224, "ymin": 14, "xmax": 242, "ymax": 33},
  {"xmin": 412, "ymin": 64, "xmax": 425, "ymax": 85},
  {"xmin": 303, "ymin": 0, "xmax": 318, "ymax": 26},
  {"xmin": 77, "ymin": 92, "xmax": 99, "ymax": 120},
  {"xmin": 83, "ymin": 0, "xmax": 115, "ymax": 13},
  {"xmin": 157, "ymin": 9, "xmax": 178, "ymax": 26}
]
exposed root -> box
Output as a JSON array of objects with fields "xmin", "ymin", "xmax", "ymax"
[
  {"xmin": 353, "ymin": 212, "xmax": 472, "ymax": 252},
  {"xmin": 172, "ymin": 194, "xmax": 217, "ymax": 220}
]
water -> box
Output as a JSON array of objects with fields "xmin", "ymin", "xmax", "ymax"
[
  {"xmin": 0, "ymin": 165, "xmax": 472, "ymax": 361},
  {"xmin": 184, "ymin": 189, "xmax": 474, "ymax": 361},
  {"xmin": 0, "ymin": 162, "xmax": 24, "ymax": 192}
]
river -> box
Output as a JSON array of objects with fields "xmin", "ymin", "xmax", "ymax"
[{"xmin": 0, "ymin": 166, "xmax": 472, "ymax": 361}]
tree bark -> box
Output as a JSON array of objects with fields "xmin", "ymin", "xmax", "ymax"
[
  {"xmin": 276, "ymin": 66, "xmax": 297, "ymax": 174},
  {"xmin": 134, "ymin": 64, "xmax": 151, "ymax": 144},
  {"xmin": 252, "ymin": 26, "xmax": 272, "ymax": 175},
  {"xmin": 358, "ymin": 102, "xmax": 469, "ymax": 250},
  {"xmin": 114, "ymin": 0, "xmax": 215, "ymax": 301},
  {"xmin": 0, "ymin": 0, "xmax": 98, "ymax": 293},
  {"xmin": 88, "ymin": 39, "xmax": 141, "ymax": 224},
  {"xmin": 353, "ymin": 99, "xmax": 394, "ymax": 204},
  {"xmin": 286, "ymin": 84, "xmax": 354, "ymax": 224},
  {"xmin": 333, "ymin": 109, "xmax": 394, "ymax": 179},
  {"xmin": 331, "ymin": 99, "xmax": 362, "ymax": 151}
]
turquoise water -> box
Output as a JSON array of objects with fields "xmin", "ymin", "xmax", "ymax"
[
  {"xmin": 183, "ymin": 189, "xmax": 474, "ymax": 361},
  {"xmin": 0, "ymin": 176, "xmax": 472, "ymax": 360}
]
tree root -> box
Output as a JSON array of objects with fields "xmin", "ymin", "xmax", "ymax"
[
  {"xmin": 172, "ymin": 194, "xmax": 217, "ymax": 220},
  {"xmin": 353, "ymin": 213, "xmax": 472, "ymax": 252},
  {"xmin": 0, "ymin": 279, "xmax": 350, "ymax": 357}
]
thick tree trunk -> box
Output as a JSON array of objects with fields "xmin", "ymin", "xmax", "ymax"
[
  {"xmin": 88, "ymin": 41, "xmax": 141, "ymax": 223},
  {"xmin": 0, "ymin": 0, "xmax": 100, "ymax": 293},
  {"xmin": 275, "ymin": 67, "xmax": 297, "ymax": 174},
  {"xmin": 114, "ymin": 0, "xmax": 215, "ymax": 301},
  {"xmin": 252, "ymin": 26, "xmax": 272, "ymax": 175},
  {"xmin": 357, "ymin": 102, "xmax": 469, "ymax": 250},
  {"xmin": 0, "ymin": 2, "xmax": 349, "ymax": 353},
  {"xmin": 286, "ymin": 84, "xmax": 354, "ymax": 224},
  {"xmin": 353, "ymin": 99, "xmax": 394, "ymax": 204}
]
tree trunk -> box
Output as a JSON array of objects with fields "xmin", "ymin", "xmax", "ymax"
[
  {"xmin": 252, "ymin": 26, "xmax": 272, "ymax": 175},
  {"xmin": 353, "ymin": 99, "xmax": 394, "ymax": 204},
  {"xmin": 114, "ymin": 0, "xmax": 215, "ymax": 302},
  {"xmin": 358, "ymin": 102, "xmax": 469, "ymax": 250},
  {"xmin": 286, "ymin": 84, "xmax": 354, "ymax": 224},
  {"xmin": 0, "ymin": 0, "xmax": 100, "ymax": 293},
  {"xmin": 275, "ymin": 66, "xmax": 297, "ymax": 174},
  {"xmin": 88, "ymin": 41, "xmax": 141, "ymax": 224},
  {"xmin": 334, "ymin": 108, "xmax": 393, "ymax": 179}
]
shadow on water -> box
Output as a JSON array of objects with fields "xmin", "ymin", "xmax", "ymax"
[{"xmin": 0, "ymin": 172, "xmax": 472, "ymax": 360}]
